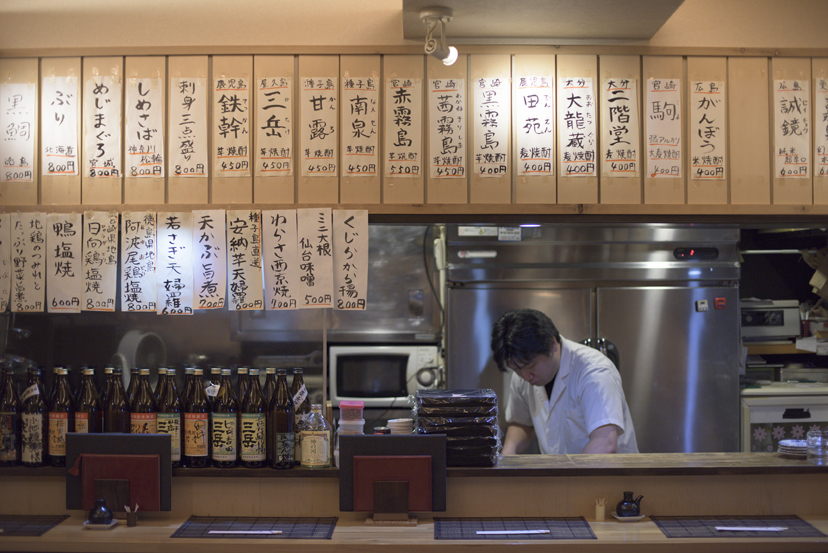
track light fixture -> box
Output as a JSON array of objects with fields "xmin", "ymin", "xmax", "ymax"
[{"xmin": 421, "ymin": 7, "xmax": 458, "ymax": 66}]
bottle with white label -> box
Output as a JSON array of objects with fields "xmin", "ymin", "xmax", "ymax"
[
  {"xmin": 157, "ymin": 368, "xmax": 182, "ymax": 468},
  {"xmin": 240, "ymin": 368, "xmax": 266, "ymax": 468},
  {"xmin": 0, "ymin": 366, "xmax": 22, "ymax": 466},
  {"xmin": 184, "ymin": 368, "xmax": 209, "ymax": 468},
  {"xmin": 211, "ymin": 368, "xmax": 238, "ymax": 468},
  {"xmin": 300, "ymin": 404, "xmax": 331, "ymax": 469},
  {"xmin": 290, "ymin": 368, "xmax": 310, "ymax": 463},
  {"xmin": 130, "ymin": 368, "xmax": 157, "ymax": 434},
  {"xmin": 49, "ymin": 367, "xmax": 75, "ymax": 467},
  {"xmin": 22, "ymin": 368, "xmax": 48, "ymax": 467},
  {"xmin": 75, "ymin": 367, "xmax": 103, "ymax": 434}
]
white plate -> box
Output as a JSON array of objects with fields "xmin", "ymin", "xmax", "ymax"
[
  {"xmin": 611, "ymin": 512, "xmax": 645, "ymax": 522},
  {"xmin": 779, "ymin": 439, "xmax": 808, "ymax": 448},
  {"xmin": 83, "ymin": 520, "xmax": 118, "ymax": 530}
]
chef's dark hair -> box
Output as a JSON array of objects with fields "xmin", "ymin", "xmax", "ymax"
[{"xmin": 491, "ymin": 309, "xmax": 560, "ymax": 372}]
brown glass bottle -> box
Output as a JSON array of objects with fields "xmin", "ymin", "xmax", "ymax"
[
  {"xmin": 126, "ymin": 367, "xmax": 139, "ymax": 407},
  {"xmin": 211, "ymin": 368, "xmax": 238, "ymax": 468},
  {"xmin": 290, "ymin": 368, "xmax": 311, "ymax": 463},
  {"xmin": 263, "ymin": 367, "xmax": 277, "ymax": 407},
  {"xmin": 130, "ymin": 368, "xmax": 157, "ymax": 434},
  {"xmin": 269, "ymin": 368, "xmax": 294, "ymax": 469},
  {"xmin": 183, "ymin": 368, "xmax": 209, "ymax": 468},
  {"xmin": 236, "ymin": 367, "xmax": 250, "ymax": 407},
  {"xmin": 99, "ymin": 367, "xmax": 114, "ymax": 408},
  {"xmin": 49, "ymin": 367, "xmax": 75, "ymax": 467},
  {"xmin": 22, "ymin": 368, "xmax": 48, "ymax": 467},
  {"xmin": 206, "ymin": 367, "xmax": 222, "ymax": 408},
  {"xmin": 104, "ymin": 368, "xmax": 130, "ymax": 433},
  {"xmin": 75, "ymin": 367, "xmax": 103, "ymax": 434},
  {"xmin": 239, "ymin": 368, "xmax": 266, "ymax": 468},
  {"xmin": 0, "ymin": 367, "xmax": 22, "ymax": 466},
  {"xmin": 157, "ymin": 368, "xmax": 182, "ymax": 468},
  {"xmin": 154, "ymin": 367, "xmax": 168, "ymax": 405}
]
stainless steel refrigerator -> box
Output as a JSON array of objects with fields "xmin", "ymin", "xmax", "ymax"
[{"xmin": 445, "ymin": 224, "xmax": 741, "ymax": 453}]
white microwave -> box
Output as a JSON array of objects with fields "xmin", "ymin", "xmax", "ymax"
[{"xmin": 329, "ymin": 345, "xmax": 441, "ymax": 408}]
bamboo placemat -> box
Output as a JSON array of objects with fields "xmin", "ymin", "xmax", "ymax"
[
  {"xmin": 171, "ymin": 516, "xmax": 337, "ymax": 539},
  {"xmin": 434, "ymin": 517, "xmax": 596, "ymax": 540}
]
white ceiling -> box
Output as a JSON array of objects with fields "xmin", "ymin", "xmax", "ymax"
[{"xmin": 402, "ymin": 0, "xmax": 686, "ymax": 41}]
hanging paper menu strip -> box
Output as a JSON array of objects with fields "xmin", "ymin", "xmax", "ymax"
[
  {"xmin": 690, "ymin": 81, "xmax": 726, "ymax": 180},
  {"xmin": 263, "ymin": 209, "xmax": 300, "ymax": 310},
  {"xmin": 296, "ymin": 208, "xmax": 333, "ymax": 309},
  {"xmin": 384, "ymin": 78, "xmax": 422, "ymax": 178},
  {"xmin": 42, "ymin": 75, "xmax": 79, "ymax": 177},
  {"xmin": 126, "ymin": 78, "xmax": 164, "ymax": 179},
  {"xmin": 226, "ymin": 210, "xmax": 264, "ymax": 311},
  {"xmin": 601, "ymin": 78, "xmax": 640, "ymax": 178},
  {"xmin": 11, "ymin": 212, "xmax": 45, "ymax": 313},
  {"xmin": 0, "ymin": 82, "xmax": 36, "ymax": 183},
  {"xmin": 0, "ymin": 214, "xmax": 11, "ymax": 312},
  {"xmin": 342, "ymin": 77, "xmax": 379, "ymax": 177},
  {"xmin": 301, "ymin": 77, "xmax": 338, "ymax": 177},
  {"xmin": 646, "ymin": 78, "xmax": 682, "ymax": 179},
  {"xmin": 333, "ymin": 210, "xmax": 368, "ymax": 311},
  {"xmin": 84, "ymin": 75, "xmax": 122, "ymax": 178},
  {"xmin": 256, "ymin": 77, "xmax": 293, "ymax": 177},
  {"xmin": 46, "ymin": 212, "xmax": 82, "ymax": 313},
  {"xmin": 516, "ymin": 76, "xmax": 555, "ymax": 177},
  {"xmin": 817, "ymin": 79, "xmax": 828, "ymax": 177},
  {"xmin": 157, "ymin": 211, "xmax": 194, "ymax": 315},
  {"xmin": 558, "ymin": 77, "xmax": 597, "ymax": 177},
  {"xmin": 473, "ymin": 77, "xmax": 510, "ymax": 178},
  {"xmin": 214, "ymin": 77, "xmax": 251, "ymax": 178},
  {"xmin": 192, "ymin": 210, "xmax": 226, "ymax": 311},
  {"xmin": 774, "ymin": 79, "xmax": 810, "ymax": 179},
  {"xmin": 82, "ymin": 211, "xmax": 118, "ymax": 312},
  {"xmin": 120, "ymin": 212, "xmax": 156, "ymax": 312},
  {"xmin": 428, "ymin": 79, "xmax": 466, "ymax": 178},
  {"xmin": 170, "ymin": 77, "xmax": 208, "ymax": 177}
]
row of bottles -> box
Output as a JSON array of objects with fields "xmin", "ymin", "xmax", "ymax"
[{"xmin": 0, "ymin": 365, "xmax": 331, "ymax": 470}]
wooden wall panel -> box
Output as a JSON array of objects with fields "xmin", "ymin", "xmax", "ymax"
[
  {"xmin": 253, "ymin": 55, "xmax": 295, "ymax": 204},
  {"xmin": 124, "ymin": 56, "xmax": 165, "ymax": 205},
  {"xmin": 41, "ymin": 57, "xmax": 81, "ymax": 205},
  {"xmin": 557, "ymin": 55, "xmax": 598, "ymax": 204},
  {"xmin": 425, "ymin": 54, "xmax": 468, "ymax": 204},
  {"xmin": 686, "ymin": 57, "xmax": 728, "ymax": 204},
  {"xmin": 340, "ymin": 55, "xmax": 381, "ymax": 204},
  {"xmin": 598, "ymin": 55, "xmax": 642, "ymax": 204},
  {"xmin": 211, "ymin": 55, "xmax": 253, "ymax": 204},
  {"xmin": 297, "ymin": 55, "xmax": 339, "ymax": 204},
  {"xmin": 772, "ymin": 57, "xmax": 813, "ymax": 205},
  {"xmin": 642, "ymin": 55, "xmax": 684, "ymax": 204},
  {"xmin": 729, "ymin": 57, "xmax": 770, "ymax": 204},
  {"xmin": 81, "ymin": 57, "xmax": 123, "ymax": 205},
  {"xmin": 382, "ymin": 55, "xmax": 425, "ymax": 204},
  {"xmin": 813, "ymin": 58, "xmax": 828, "ymax": 205},
  {"xmin": 513, "ymin": 54, "xmax": 556, "ymax": 204},
  {"xmin": 469, "ymin": 54, "xmax": 511, "ymax": 204},
  {"xmin": 167, "ymin": 55, "xmax": 209, "ymax": 204}
]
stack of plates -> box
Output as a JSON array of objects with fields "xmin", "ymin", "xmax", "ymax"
[
  {"xmin": 778, "ymin": 439, "xmax": 808, "ymax": 458},
  {"xmin": 387, "ymin": 418, "xmax": 413, "ymax": 434}
]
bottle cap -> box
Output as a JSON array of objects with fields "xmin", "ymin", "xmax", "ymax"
[
  {"xmin": 277, "ymin": 368, "xmax": 287, "ymax": 375},
  {"xmin": 83, "ymin": 368, "xmax": 95, "ymax": 376},
  {"xmin": 221, "ymin": 368, "xmax": 232, "ymax": 375},
  {"xmin": 104, "ymin": 367, "xmax": 114, "ymax": 374},
  {"xmin": 56, "ymin": 367, "xmax": 68, "ymax": 375},
  {"xmin": 211, "ymin": 367, "xmax": 221, "ymax": 374},
  {"xmin": 158, "ymin": 368, "xmax": 167, "ymax": 375},
  {"xmin": 184, "ymin": 367, "xmax": 194, "ymax": 374},
  {"xmin": 167, "ymin": 368, "xmax": 176, "ymax": 375},
  {"xmin": 293, "ymin": 367, "xmax": 303, "ymax": 373},
  {"xmin": 139, "ymin": 368, "xmax": 150, "ymax": 375},
  {"xmin": 193, "ymin": 368, "xmax": 203, "ymax": 375},
  {"xmin": 265, "ymin": 367, "xmax": 276, "ymax": 374},
  {"xmin": 250, "ymin": 368, "xmax": 260, "ymax": 375},
  {"xmin": 237, "ymin": 367, "xmax": 249, "ymax": 374}
]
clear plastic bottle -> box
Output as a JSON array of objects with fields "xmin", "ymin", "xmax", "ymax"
[{"xmin": 300, "ymin": 404, "xmax": 332, "ymax": 469}]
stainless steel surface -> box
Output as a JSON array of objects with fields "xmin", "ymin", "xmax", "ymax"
[{"xmin": 445, "ymin": 224, "xmax": 741, "ymax": 453}]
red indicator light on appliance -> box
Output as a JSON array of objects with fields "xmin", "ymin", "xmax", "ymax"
[{"xmin": 715, "ymin": 297, "xmax": 726, "ymax": 309}]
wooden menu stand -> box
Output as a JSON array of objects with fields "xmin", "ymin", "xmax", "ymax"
[{"xmin": 364, "ymin": 481, "xmax": 418, "ymax": 527}]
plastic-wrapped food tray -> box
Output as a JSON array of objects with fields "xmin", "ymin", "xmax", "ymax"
[
  {"xmin": 416, "ymin": 389, "xmax": 498, "ymax": 408},
  {"xmin": 417, "ymin": 424, "xmax": 499, "ymax": 437}
]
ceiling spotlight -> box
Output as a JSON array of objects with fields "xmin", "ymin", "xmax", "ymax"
[{"xmin": 421, "ymin": 7, "xmax": 458, "ymax": 66}]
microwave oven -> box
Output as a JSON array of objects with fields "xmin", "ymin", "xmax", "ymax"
[
  {"xmin": 329, "ymin": 345, "xmax": 441, "ymax": 408},
  {"xmin": 741, "ymin": 299, "xmax": 800, "ymax": 340}
]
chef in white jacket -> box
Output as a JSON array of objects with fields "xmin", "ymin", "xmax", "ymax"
[{"xmin": 491, "ymin": 309, "xmax": 638, "ymax": 455}]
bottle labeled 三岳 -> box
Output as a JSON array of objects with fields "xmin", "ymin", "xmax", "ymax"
[
  {"xmin": 183, "ymin": 368, "xmax": 209, "ymax": 468},
  {"xmin": 269, "ymin": 369, "xmax": 294, "ymax": 469},
  {"xmin": 157, "ymin": 368, "xmax": 182, "ymax": 467},
  {"xmin": 130, "ymin": 368, "xmax": 157, "ymax": 434},
  {"xmin": 0, "ymin": 366, "xmax": 22, "ymax": 466},
  {"xmin": 104, "ymin": 368, "xmax": 130, "ymax": 433},
  {"xmin": 211, "ymin": 368, "xmax": 238, "ymax": 468},
  {"xmin": 48, "ymin": 367, "xmax": 75, "ymax": 467},
  {"xmin": 75, "ymin": 367, "xmax": 103, "ymax": 434},
  {"xmin": 262, "ymin": 367, "xmax": 276, "ymax": 407},
  {"xmin": 22, "ymin": 368, "xmax": 48, "ymax": 467},
  {"xmin": 239, "ymin": 368, "xmax": 266, "ymax": 468},
  {"xmin": 236, "ymin": 367, "xmax": 250, "ymax": 407}
]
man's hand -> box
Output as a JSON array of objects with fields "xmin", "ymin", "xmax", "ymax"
[{"xmin": 502, "ymin": 422, "xmax": 536, "ymax": 455}]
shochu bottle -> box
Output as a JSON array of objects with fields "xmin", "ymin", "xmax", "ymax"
[
  {"xmin": 262, "ymin": 367, "xmax": 277, "ymax": 406},
  {"xmin": 75, "ymin": 367, "xmax": 103, "ymax": 434},
  {"xmin": 0, "ymin": 366, "xmax": 22, "ymax": 466},
  {"xmin": 157, "ymin": 368, "xmax": 182, "ymax": 468},
  {"xmin": 269, "ymin": 369, "xmax": 294, "ymax": 469},
  {"xmin": 99, "ymin": 367, "xmax": 114, "ymax": 408},
  {"xmin": 154, "ymin": 367, "xmax": 168, "ymax": 405},
  {"xmin": 125, "ymin": 367, "xmax": 139, "ymax": 407},
  {"xmin": 130, "ymin": 368, "xmax": 157, "ymax": 434},
  {"xmin": 211, "ymin": 368, "xmax": 238, "ymax": 468},
  {"xmin": 22, "ymin": 368, "xmax": 48, "ymax": 467},
  {"xmin": 183, "ymin": 368, "xmax": 209, "ymax": 468},
  {"xmin": 49, "ymin": 367, "xmax": 75, "ymax": 467},
  {"xmin": 104, "ymin": 368, "xmax": 130, "ymax": 433},
  {"xmin": 236, "ymin": 367, "xmax": 250, "ymax": 406},
  {"xmin": 239, "ymin": 368, "xmax": 266, "ymax": 468},
  {"xmin": 290, "ymin": 368, "xmax": 311, "ymax": 463}
]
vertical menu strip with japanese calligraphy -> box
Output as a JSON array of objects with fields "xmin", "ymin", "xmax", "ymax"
[
  {"xmin": 42, "ymin": 75, "xmax": 79, "ymax": 177},
  {"xmin": 214, "ymin": 77, "xmax": 251, "ymax": 178},
  {"xmin": 0, "ymin": 214, "xmax": 11, "ymax": 312},
  {"xmin": 82, "ymin": 211, "xmax": 118, "ymax": 312},
  {"xmin": 157, "ymin": 212, "xmax": 193, "ymax": 315},
  {"xmin": 120, "ymin": 212, "xmax": 156, "ymax": 312},
  {"xmin": 428, "ymin": 79, "xmax": 466, "ymax": 179},
  {"xmin": 263, "ymin": 209, "xmax": 300, "ymax": 310},
  {"xmin": 646, "ymin": 78, "xmax": 682, "ymax": 179},
  {"xmin": 84, "ymin": 74, "xmax": 122, "ymax": 179},
  {"xmin": 169, "ymin": 76, "xmax": 208, "ymax": 178},
  {"xmin": 385, "ymin": 77, "xmax": 423, "ymax": 179},
  {"xmin": 1, "ymin": 82, "xmax": 36, "ymax": 183},
  {"xmin": 690, "ymin": 81, "xmax": 726, "ymax": 181},
  {"xmin": 192, "ymin": 210, "xmax": 226, "ymax": 311},
  {"xmin": 558, "ymin": 77, "xmax": 597, "ymax": 177},
  {"xmin": 473, "ymin": 77, "xmax": 510, "ymax": 179},
  {"xmin": 126, "ymin": 78, "xmax": 164, "ymax": 179},
  {"xmin": 342, "ymin": 76, "xmax": 379, "ymax": 178},
  {"xmin": 333, "ymin": 210, "xmax": 368, "ymax": 311},
  {"xmin": 774, "ymin": 79, "xmax": 810, "ymax": 179},
  {"xmin": 816, "ymin": 78, "xmax": 828, "ymax": 179},
  {"xmin": 256, "ymin": 77, "xmax": 293, "ymax": 178},
  {"xmin": 11, "ymin": 212, "xmax": 45, "ymax": 313},
  {"xmin": 226, "ymin": 210, "xmax": 263, "ymax": 311},
  {"xmin": 515, "ymin": 76, "xmax": 555, "ymax": 178},
  {"xmin": 301, "ymin": 77, "xmax": 338, "ymax": 177},
  {"xmin": 46, "ymin": 212, "xmax": 82, "ymax": 313},
  {"xmin": 296, "ymin": 208, "xmax": 333, "ymax": 309},
  {"xmin": 601, "ymin": 78, "xmax": 640, "ymax": 178}
]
